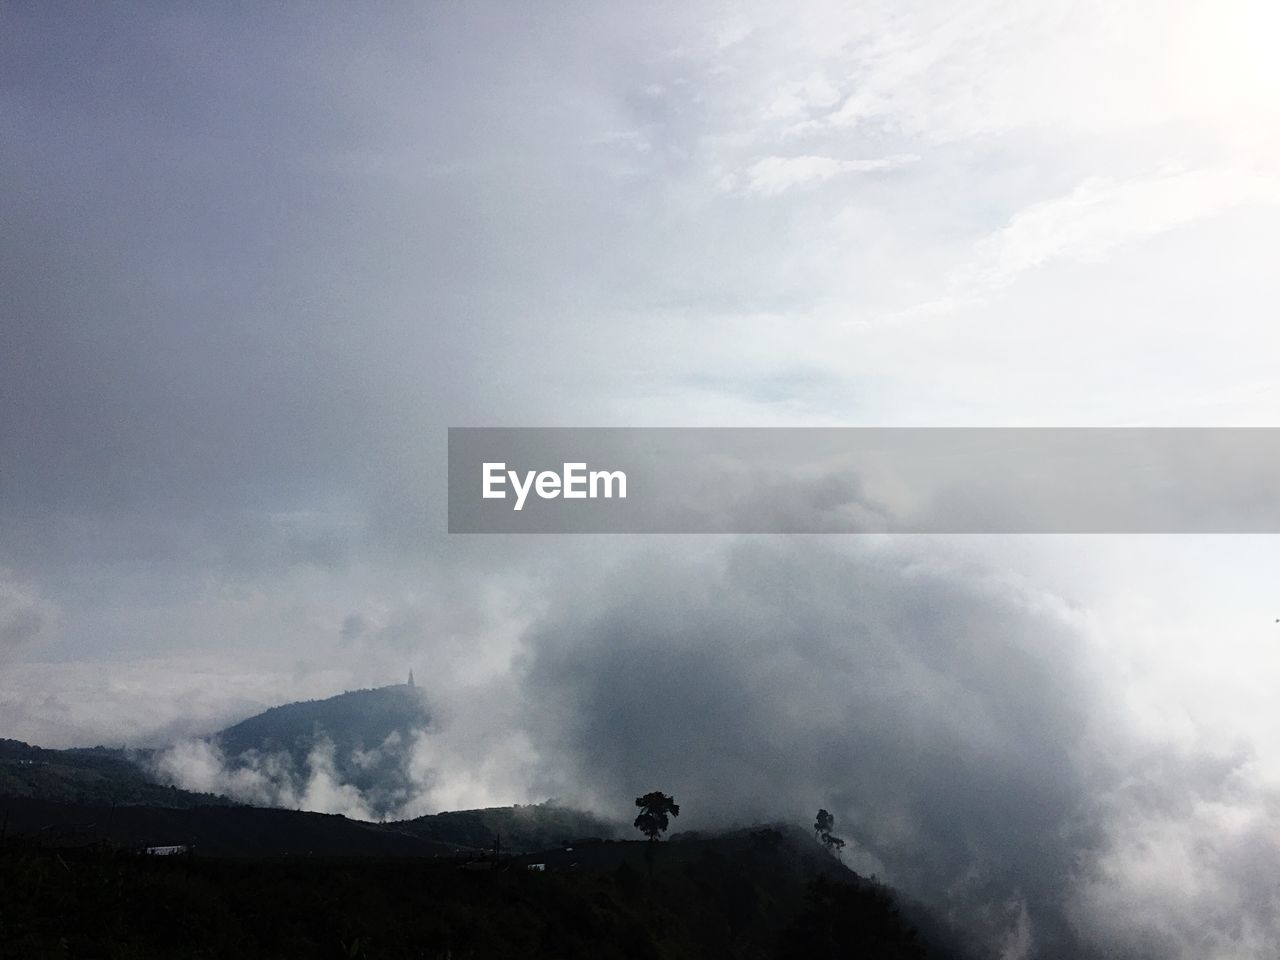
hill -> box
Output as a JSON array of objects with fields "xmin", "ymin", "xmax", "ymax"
[
  {"xmin": 398, "ymin": 802, "xmax": 619, "ymax": 853},
  {"xmin": 211, "ymin": 682, "xmax": 430, "ymax": 818},
  {"xmin": 0, "ymin": 685, "xmax": 433, "ymax": 817}
]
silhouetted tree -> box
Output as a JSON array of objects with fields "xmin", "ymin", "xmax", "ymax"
[
  {"xmin": 635, "ymin": 791, "xmax": 680, "ymax": 890},
  {"xmin": 634, "ymin": 791, "xmax": 679, "ymax": 841},
  {"xmin": 814, "ymin": 808, "xmax": 846, "ymax": 861}
]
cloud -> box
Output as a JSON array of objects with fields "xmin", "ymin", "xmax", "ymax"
[
  {"xmin": 2, "ymin": 5, "xmax": 1280, "ymax": 958},
  {"xmin": 516, "ymin": 538, "xmax": 1280, "ymax": 958},
  {"xmin": 1068, "ymin": 748, "xmax": 1280, "ymax": 959},
  {"xmin": 150, "ymin": 676, "xmax": 542, "ymax": 820},
  {"xmin": 517, "ymin": 539, "xmax": 1104, "ymax": 953},
  {"xmin": 0, "ymin": 658, "xmax": 354, "ymax": 748},
  {"xmin": 152, "ymin": 734, "xmax": 378, "ymax": 820},
  {"xmin": 0, "ymin": 572, "xmax": 57, "ymax": 654},
  {"xmin": 737, "ymin": 153, "xmax": 920, "ymax": 196},
  {"xmin": 954, "ymin": 169, "xmax": 1280, "ymax": 293}
]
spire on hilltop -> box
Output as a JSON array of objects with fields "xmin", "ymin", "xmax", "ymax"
[{"xmin": 407, "ymin": 669, "xmax": 415, "ymax": 688}]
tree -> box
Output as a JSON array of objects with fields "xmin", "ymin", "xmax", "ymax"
[
  {"xmin": 814, "ymin": 808, "xmax": 846, "ymax": 861},
  {"xmin": 634, "ymin": 791, "xmax": 680, "ymax": 842}
]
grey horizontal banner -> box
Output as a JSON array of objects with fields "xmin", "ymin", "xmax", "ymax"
[{"xmin": 447, "ymin": 428, "xmax": 1280, "ymax": 533}]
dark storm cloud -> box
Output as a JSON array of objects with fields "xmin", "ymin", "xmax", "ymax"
[{"xmin": 518, "ymin": 538, "xmax": 1131, "ymax": 956}]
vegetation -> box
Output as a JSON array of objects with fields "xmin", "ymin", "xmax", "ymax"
[
  {"xmin": 0, "ymin": 796, "xmax": 455, "ymax": 858},
  {"xmin": 812, "ymin": 808, "xmax": 847, "ymax": 860},
  {"xmin": 779, "ymin": 874, "xmax": 928, "ymax": 960},
  {"xmin": 0, "ymin": 827, "xmax": 957, "ymax": 959},
  {"xmin": 633, "ymin": 791, "xmax": 679, "ymax": 842},
  {"xmin": 399, "ymin": 802, "xmax": 618, "ymax": 853}
]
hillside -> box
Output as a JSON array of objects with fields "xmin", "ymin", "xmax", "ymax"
[
  {"xmin": 0, "ymin": 699, "xmax": 970, "ymax": 957},
  {"xmin": 0, "ymin": 822, "xmax": 966, "ymax": 959},
  {"xmin": 215, "ymin": 683, "xmax": 430, "ymax": 759},
  {"xmin": 0, "ymin": 685, "xmax": 434, "ymax": 818},
  {"xmin": 211, "ymin": 682, "xmax": 430, "ymax": 818}
]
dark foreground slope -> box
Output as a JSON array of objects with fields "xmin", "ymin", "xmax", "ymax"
[{"xmin": 1, "ymin": 828, "xmax": 964, "ymax": 960}]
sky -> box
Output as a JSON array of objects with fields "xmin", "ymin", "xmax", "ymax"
[{"xmin": 3, "ymin": 2, "xmax": 1280, "ymax": 957}]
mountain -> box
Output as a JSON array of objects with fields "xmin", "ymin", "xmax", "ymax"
[
  {"xmin": 212, "ymin": 682, "xmax": 430, "ymax": 818},
  {"xmin": 215, "ymin": 682, "xmax": 430, "ymax": 759},
  {"xmin": 0, "ymin": 685, "xmax": 434, "ymax": 818}
]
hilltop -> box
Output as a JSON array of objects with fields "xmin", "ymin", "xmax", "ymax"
[
  {"xmin": 211, "ymin": 682, "xmax": 430, "ymax": 818},
  {"xmin": 215, "ymin": 682, "xmax": 430, "ymax": 761},
  {"xmin": 0, "ymin": 683, "xmax": 435, "ymax": 818}
]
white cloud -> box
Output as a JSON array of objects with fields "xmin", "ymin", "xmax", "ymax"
[
  {"xmin": 956, "ymin": 169, "xmax": 1280, "ymax": 292},
  {"xmin": 1073, "ymin": 757, "xmax": 1280, "ymax": 959},
  {"xmin": 739, "ymin": 153, "xmax": 919, "ymax": 196},
  {"xmin": 152, "ymin": 734, "xmax": 378, "ymax": 820}
]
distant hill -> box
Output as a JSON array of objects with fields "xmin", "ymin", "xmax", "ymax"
[
  {"xmin": 0, "ymin": 739, "xmax": 235, "ymax": 809},
  {"xmin": 212, "ymin": 682, "xmax": 430, "ymax": 818},
  {"xmin": 1, "ymin": 684, "xmax": 434, "ymax": 818}
]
